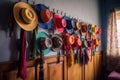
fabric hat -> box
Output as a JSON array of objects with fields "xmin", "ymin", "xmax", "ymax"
[
  {"xmin": 66, "ymin": 34, "xmax": 75, "ymax": 45},
  {"xmin": 73, "ymin": 36, "xmax": 82, "ymax": 47},
  {"xmin": 34, "ymin": 4, "xmax": 53, "ymax": 29},
  {"xmin": 96, "ymin": 27, "xmax": 101, "ymax": 35},
  {"xmin": 92, "ymin": 24, "xmax": 97, "ymax": 36},
  {"xmin": 51, "ymin": 34, "xmax": 63, "ymax": 51},
  {"xmin": 54, "ymin": 14, "xmax": 66, "ymax": 33},
  {"xmin": 74, "ymin": 21, "xmax": 81, "ymax": 31},
  {"xmin": 36, "ymin": 32, "xmax": 52, "ymax": 55},
  {"xmin": 80, "ymin": 22, "xmax": 88, "ymax": 36},
  {"xmin": 64, "ymin": 16, "xmax": 75, "ymax": 34},
  {"xmin": 13, "ymin": 2, "xmax": 38, "ymax": 31}
]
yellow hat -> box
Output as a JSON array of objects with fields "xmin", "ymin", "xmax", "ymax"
[{"xmin": 13, "ymin": 2, "xmax": 38, "ymax": 31}]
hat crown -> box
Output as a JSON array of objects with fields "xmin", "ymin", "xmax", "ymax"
[
  {"xmin": 21, "ymin": 8, "xmax": 35, "ymax": 24},
  {"xmin": 40, "ymin": 9, "xmax": 53, "ymax": 23}
]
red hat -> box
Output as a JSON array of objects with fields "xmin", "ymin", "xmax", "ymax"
[
  {"xmin": 54, "ymin": 13, "xmax": 66, "ymax": 33},
  {"xmin": 40, "ymin": 9, "xmax": 53, "ymax": 23}
]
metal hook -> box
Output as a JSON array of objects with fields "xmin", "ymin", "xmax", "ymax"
[
  {"xmin": 53, "ymin": 8, "xmax": 55, "ymax": 13},
  {"xmin": 57, "ymin": 10, "xmax": 59, "ymax": 14},
  {"xmin": 61, "ymin": 11, "xmax": 63, "ymax": 16},
  {"xmin": 64, "ymin": 12, "xmax": 66, "ymax": 16}
]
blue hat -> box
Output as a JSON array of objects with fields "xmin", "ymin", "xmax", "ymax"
[
  {"xmin": 34, "ymin": 4, "xmax": 53, "ymax": 29},
  {"xmin": 64, "ymin": 16, "xmax": 75, "ymax": 34},
  {"xmin": 36, "ymin": 32, "xmax": 52, "ymax": 55}
]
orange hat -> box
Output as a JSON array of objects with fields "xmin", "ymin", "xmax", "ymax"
[{"xmin": 66, "ymin": 34, "xmax": 75, "ymax": 45}]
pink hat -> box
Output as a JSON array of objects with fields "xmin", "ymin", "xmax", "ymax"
[{"xmin": 54, "ymin": 13, "xmax": 66, "ymax": 33}]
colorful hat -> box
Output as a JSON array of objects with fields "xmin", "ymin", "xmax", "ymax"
[
  {"xmin": 91, "ymin": 24, "xmax": 97, "ymax": 36},
  {"xmin": 74, "ymin": 20, "xmax": 81, "ymax": 31},
  {"xmin": 73, "ymin": 35, "xmax": 82, "ymax": 47},
  {"xmin": 34, "ymin": 4, "xmax": 53, "ymax": 29},
  {"xmin": 36, "ymin": 32, "xmax": 52, "ymax": 55},
  {"xmin": 13, "ymin": 2, "xmax": 38, "ymax": 31},
  {"xmin": 66, "ymin": 34, "xmax": 75, "ymax": 45},
  {"xmin": 51, "ymin": 34, "xmax": 63, "ymax": 51},
  {"xmin": 54, "ymin": 14, "xmax": 66, "ymax": 33},
  {"xmin": 64, "ymin": 16, "xmax": 75, "ymax": 34},
  {"xmin": 96, "ymin": 27, "xmax": 101, "ymax": 35},
  {"xmin": 80, "ymin": 22, "xmax": 88, "ymax": 37}
]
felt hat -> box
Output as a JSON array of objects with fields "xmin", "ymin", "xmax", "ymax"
[
  {"xmin": 80, "ymin": 22, "xmax": 88, "ymax": 36},
  {"xmin": 53, "ymin": 13, "xmax": 66, "ymax": 33},
  {"xmin": 66, "ymin": 34, "xmax": 75, "ymax": 45},
  {"xmin": 34, "ymin": 4, "xmax": 53, "ymax": 29},
  {"xmin": 74, "ymin": 21, "xmax": 81, "ymax": 31},
  {"xmin": 73, "ymin": 35, "xmax": 82, "ymax": 47},
  {"xmin": 51, "ymin": 34, "xmax": 63, "ymax": 51},
  {"xmin": 96, "ymin": 27, "xmax": 101, "ymax": 35},
  {"xmin": 92, "ymin": 24, "xmax": 97, "ymax": 36},
  {"xmin": 36, "ymin": 32, "xmax": 52, "ymax": 55},
  {"xmin": 13, "ymin": 2, "xmax": 38, "ymax": 31},
  {"xmin": 64, "ymin": 16, "xmax": 75, "ymax": 34}
]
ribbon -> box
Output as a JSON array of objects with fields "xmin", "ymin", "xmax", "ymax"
[
  {"xmin": 39, "ymin": 50, "xmax": 44, "ymax": 80},
  {"xmin": 17, "ymin": 29, "xmax": 26, "ymax": 80}
]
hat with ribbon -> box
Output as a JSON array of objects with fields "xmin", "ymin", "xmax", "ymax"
[
  {"xmin": 34, "ymin": 4, "xmax": 53, "ymax": 29},
  {"xmin": 92, "ymin": 24, "xmax": 98, "ymax": 36},
  {"xmin": 74, "ymin": 20, "xmax": 81, "ymax": 31},
  {"xmin": 36, "ymin": 32, "xmax": 52, "ymax": 55},
  {"xmin": 80, "ymin": 22, "xmax": 88, "ymax": 37},
  {"xmin": 13, "ymin": 2, "xmax": 38, "ymax": 31},
  {"xmin": 73, "ymin": 35, "xmax": 82, "ymax": 48},
  {"xmin": 96, "ymin": 27, "xmax": 101, "ymax": 35},
  {"xmin": 53, "ymin": 13, "xmax": 66, "ymax": 33},
  {"xmin": 64, "ymin": 16, "xmax": 75, "ymax": 34},
  {"xmin": 51, "ymin": 34, "xmax": 63, "ymax": 51},
  {"xmin": 66, "ymin": 34, "xmax": 75, "ymax": 45}
]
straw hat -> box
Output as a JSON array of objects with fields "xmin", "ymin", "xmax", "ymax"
[{"xmin": 13, "ymin": 2, "xmax": 38, "ymax": 31}]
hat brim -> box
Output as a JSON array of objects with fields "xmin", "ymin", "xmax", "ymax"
[
  {"xmin": 13, "ymin": 2, "xmax": 38, "ymax": 31},
  {"xmin": 36, "ymin": 32, "xmax": 51, "ymax": 55},
  {"xmin": 35, "ymin": 4, "xmax": 53, "ymax": 29},
  {"xmin": 64, "ymin": 16, "xmax": 75, "ymax": 34},
  {"xmin": 65, "ymin": 28, "xmax": 74, "ymax": 34}
]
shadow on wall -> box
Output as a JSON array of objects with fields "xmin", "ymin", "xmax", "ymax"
[{"xmin": 0, "ymin": 1, "xmax": 20, "ymax": 61}]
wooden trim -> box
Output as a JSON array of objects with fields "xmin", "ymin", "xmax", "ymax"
[{"xmin": 0, "ymin": 55, "xmax": 64, "ymax": 72}]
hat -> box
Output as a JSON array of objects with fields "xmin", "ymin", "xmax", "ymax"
[
  {"xmin": 13, "ymin": 2, "xmax": 38, "ymax": 31},
  {"xmin": 51, "ymin": 34, "xmax": 63, "ymax": 51},
  {"xmin": 34, "ymin": 4, "xmax": 53, "ymax": 29},
  {"xmin": 74, "ymin": 21, "xmax": 81, "ymax": 31},
  {"xmin": 92, "ymin": 24, "xmax": 97, "ymax": 36},
  {"xmin": 96, "ymin": 27, "xmax": 101, "ymax": 35},
  {"xmin": 73, "ymin": 36, "xmax": 82, "ymax": 47},
  {"xmin": 64, "ymin": 16, "xmax": 75, "ymax": 34},
  {"xmin": 36, "ymin": 32, "xmax": 52, "ymax": 55},
  {"xmin": 54, "ymin": 13, "xmax": 66, "ymax": 33},
  {"xmin": 80, "ymin": 22, "xmax": 88, "ymax": 36},
  {"xmin": 66, "ymin": 34, "xmax": 75, "ymax": 45}
]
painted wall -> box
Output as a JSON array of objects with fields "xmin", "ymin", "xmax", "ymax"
[{"xmin": 0, "ymin": 0, "xmax": 101, "ymax": 62}]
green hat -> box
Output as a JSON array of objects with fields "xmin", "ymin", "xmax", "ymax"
[{"xmin": 36, "ymin": 32, "xmax": 52, "ymax": 55}]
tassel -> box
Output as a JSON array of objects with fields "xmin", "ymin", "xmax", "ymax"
[
  {"xmin": 39, "ymin": 50, "xmax": 44, "ymax": 80},
  {"xmin": 68, "ymin": 48, "xmax": 74, "ymax": 67},
  {"xmin": 17, "ymin": 29, "xmax": 27, "ymax": 80}
]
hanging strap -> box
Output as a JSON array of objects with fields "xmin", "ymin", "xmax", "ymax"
[
  {"xmin": 17, "ymin": 29, "xmax": 27, "ymax": 80},
  {"xmin": 39, "ymin": 50, "xmax": 44, "ymax": 80}
]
